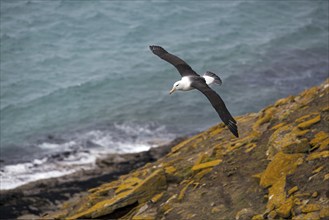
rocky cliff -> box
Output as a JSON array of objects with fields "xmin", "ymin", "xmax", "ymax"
[{"xmin": 46, "ymin": 80, "xmax": 329, "ymax": 220}]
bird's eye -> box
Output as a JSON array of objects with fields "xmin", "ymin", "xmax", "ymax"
[{"xmin": 176, "ymin": 84, "xmax": 179, "ymax": 87}]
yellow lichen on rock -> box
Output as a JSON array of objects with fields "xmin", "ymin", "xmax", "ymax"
[
  {"xmin": 295, "ymin": 113, "xmax": 318, "ymax": 123},
  {"xmin": 293, "ymin": 212, "xmax": 320, "ymax": 220},
  {"xmin": 267, "ymin": 210, "xmax": 277, "ymax": 219},
  {"xmin": 282, "ymin": 138, "xmax": 310, "ymax": 154},
  {"xmin": 253, "ymin": 106, "xmax": 276, "ymax": 132},
  {"xmin": 208, "ymin": 125, "xmax": 225, "ymax": 136},
  {"xmin": 267, "ymin": 124, "xmax": 311, "ymax": 158},
  {"xmin": 68, "ymin": 193, "xmax": 131, "ymax": 219},
  {"xmin": 68, "ymin": 169, "xmax": 167, "ymax": 219},
  {"xmin": 288, "ymin": 186, "xmax": 299, "ymax": 196},
  {"xmin": 266, "ymin": 176, "xmax": 286, "ymax": 211},
  {"xmin": 178, "ymin": 181, "xmax": 194, "ymax": 201},
  {"xmin": 226, "ymin": 142, "xmax": 245, "ymax": 152},
  {"xmin": 311, "ymin": 191, "xmax": 318, "ymax": 198},
  {"xmin": 293, "ymin": 197, "xmax": 302, "ymax": 206},
  {"xmin": 322, "ymin": 105, "xmax": 329, "ymax": 112},
  {"xmin": 170, "ymin": 138, "xmax": 195, "ymax": 154},
  {"xmin": 320, "ymin": 206, "xmax": 329, "ymax": 218},
  {"xmin": 164, "ymin": 166, "xmax": 176, "ymax": 175},
  {"xmin": 88, "ymin": 180, "xmax": 120, "ymax": 195},
  {"xmin": 274, "ymin": 96, "xmax": 294, "ymax": 107},
  {"xmin": 293, "ymin": 128, "xmax": 310, "ymax": 137},
  {"xmin": 194, "ymin": 152, "xmax": 207, "ymax": 166},
  {"xmin": 151, "ymin": 192, "xmax": 164, "ymax": 203},
  {"xmin": 211, "ymin": 206, "xmax": 222, "ymax": 214},
  {"xmin": 298, "ymin": 86, "xmax": 319, "ymax": 105},
  {"xmin": 306, "ymin": 151, "xmax": 329, "ymax": 161},
  {"xmin": 194, "ymin": 167, "xmax": 213, "ymax": 180},
  {"xmin": 132, "ymin": 215, "xmax": 155, "ymax": 220},
  {"xmin": 270, "ymin": 122, "xmax": 286, "ymax": 130},
  {"xmin": 312, "ymin": 166, "xmax": 324, "ymax": 174},
  {"xmin": 276, "ymin": 197, "xmax": 293, "ymax": 218},
  {"xmin": 319, "ymin": 138, "xmax": 329, "ymax": 151},
  {"xmin": 310, "ymin": 131, "xmax": 329, "ymax": 151},
  {"xmin": 301, "ymin": 204, "xmax": 321, "ymax": 213},
  {"xmin": 311, "ymin": 131, "xmax": 328, "ymax": 143},
  {"xmin": 266, "ymin": 124, "xmax": 290, "ymax": 157},
  {"xmin": 294, "ymin": 192, "xmax": 311, "ymax": 198},
  {"xmin": 260, "ymin": 152, "xmax": 303, "ymax": 188},
  {"xmin": 245, "ymin": 143, "xmax": 257, "ymax": 153},
  {"xmin": 44, "ymin": 209, "xmax": 68, "ymax": 219},
  {"xmin": 191, "ymin": 159, "xmax": 222, "ymax": 171},
  {"xmin": 160, "ymin": 194, "xmax": 177, "ymax": 214},
  {"xmin": 251, "ymin": 214, "xmax": 264, "ymax": 220},
  {"xmin": 115, "ymin": 177, "xmax": 141, "ymax": 194},
  {"xmin": 297, "ymin": 114, "xmax": 321, "ymax": 129},
  {"xmin": 252, "ymin": 172, "xmax": 263, "ymax": 179}
]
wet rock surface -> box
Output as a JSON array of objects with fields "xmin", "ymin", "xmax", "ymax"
[{"xmin": 3, "ymin": 79, "xmax": 329, "ymax": 220}]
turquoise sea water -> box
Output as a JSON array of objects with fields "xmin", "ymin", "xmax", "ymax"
[{"xmin": 0, "ymin": 1, "xmax": 328, "ymax": 189}]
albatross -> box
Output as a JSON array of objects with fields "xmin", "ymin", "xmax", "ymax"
[{"xmin": 149, "ymin": 45, "xmax": 239, "ymax": 138}]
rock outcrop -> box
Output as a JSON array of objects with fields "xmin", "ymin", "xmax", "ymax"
[
  {"xmin": 0, "ymin": 138, "xmax": 186, "ymax": 219},
  {"xmin": 45, "ymin": 79, "xmax": 329, "ymax": 219}
]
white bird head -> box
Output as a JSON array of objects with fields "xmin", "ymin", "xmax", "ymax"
[{"xmin": 169, "ymin": 80, "xmax": 183, "ymax": 95}]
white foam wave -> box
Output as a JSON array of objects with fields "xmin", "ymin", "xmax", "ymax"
[
  {"xmin": 0, "ymin": 150, "xmax": 97, "ymax": 190},
  {"xmin": 115, "ymin": 143, "xmax": 151, "ymax": 153},
  {"xmin": 38, "ymin": 140, "xmax": 76, "ymax": 150},
  {"xmin": 1, "ymin": 122, "xmax": 176, "ymax": 190}
]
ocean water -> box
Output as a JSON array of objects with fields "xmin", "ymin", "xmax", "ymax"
[{"xmin": 0, "ymin": 1, "xmax": 328, "ymax": 189}]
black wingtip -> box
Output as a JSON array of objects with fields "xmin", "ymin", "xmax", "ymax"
[
  {"xmin": 149, "ymin": 45, "xmax": 167, "ymax": 55},
  {"xmin": 232, "ymin": 130, "xmax": 239, "ymax": 138},
  {"xmin": 229, "ymin": 127, "xmax": 239, "ymax": 138},
  {"xmin": 227, "ymin": 120, "xmax": 239, "ymax": 138},
  {"xmin": 149, "ymin": 45, "xmax": 161, "ymax": 50}
]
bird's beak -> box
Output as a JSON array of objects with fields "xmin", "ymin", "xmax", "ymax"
[{"xmin": 169, "ymin": 87, "xmax": 175, "ymax": 95}]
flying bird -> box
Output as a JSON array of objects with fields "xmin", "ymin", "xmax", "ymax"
[{"xmin": 149, "ymin": 45, "xmax": 238, "ymax": 138}]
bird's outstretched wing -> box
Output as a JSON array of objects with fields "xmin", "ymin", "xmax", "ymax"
[
  {"xmin": 191, "ymin": 78, "xmax": 239, "ymax": 137},
  {"xmin": 149, "ymin": 45, "xmax": 199, "ymax": 77}
]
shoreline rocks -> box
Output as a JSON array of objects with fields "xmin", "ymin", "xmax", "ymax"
[{"xmin": 0, "ymin": 137, "xmax": 186, "ymax": 219}]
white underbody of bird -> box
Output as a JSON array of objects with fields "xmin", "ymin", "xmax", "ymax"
[
  {"xmin": 149, "ymin": 45, "xmax": 238, "ymax": 138},
  {"xmin": 169, "ymin": 73, "xmax": 221, "ymax": 94}
]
